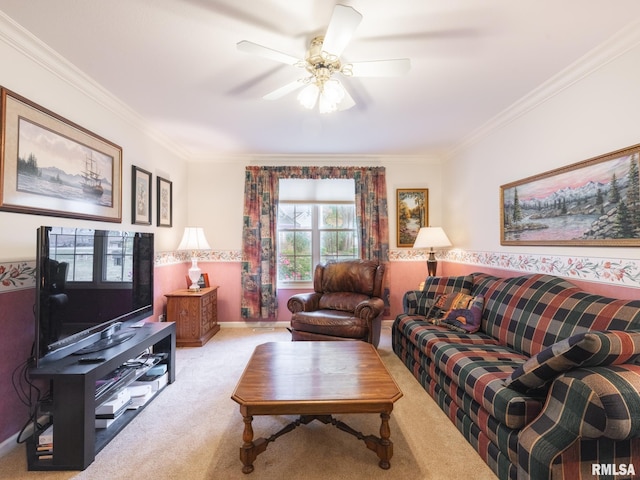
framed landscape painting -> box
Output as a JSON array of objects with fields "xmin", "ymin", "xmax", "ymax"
[
  {"xmin": 501, "ymin": 143, "xmax": 640, "ymax": 246},
  {"xmin": 397, "ymin": 188, "xmax": 429, "ymax": 247},
  {"xmin": 0, "ymin": 87, "xmax": 122, "ymax": 222}
]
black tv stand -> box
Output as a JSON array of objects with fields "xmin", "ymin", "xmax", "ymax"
[{"xmin": 27, "ymin": 321, "xmax": 175, "ymax": 471}]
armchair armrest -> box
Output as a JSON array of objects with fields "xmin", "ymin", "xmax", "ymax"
[
  {"xmin": 518, "ymin": 364, "xmax": 640, "ymax": 480},
  {"xmin": 287, "ymin": 292, "xmax": 322, "ymax": 313},
  {"xmin": 354, "ymin": 297, "xmax": 385, "ymax": 320}
]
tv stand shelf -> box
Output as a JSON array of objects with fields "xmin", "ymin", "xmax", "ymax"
[{"xmin": 27, "ymin": 321, "xmax": 176, "ymax": 471}]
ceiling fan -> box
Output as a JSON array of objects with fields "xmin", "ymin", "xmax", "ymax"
[{"xmin": 237, "ymin": 4, "xmax": 411, "ymax": 113}]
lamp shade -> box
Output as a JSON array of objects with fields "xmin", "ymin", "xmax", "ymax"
[
  {"xmin": 412, "ymin": 227, "xmax": 452, "ymax": 250},
  {"xmin": 178, "ymin": 227, "xmax": 211, "ymax": 251}
]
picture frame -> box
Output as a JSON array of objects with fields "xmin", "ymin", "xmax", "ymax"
[
  {"xmin": 501, "ymin": 143, "xmax": 640, "ymax": 246},
  {"xmin": 0, "ymin": 87, "xmax": 123, "ymax": 222},
  {"xmin": 156, "ymin": 176, "xmax": 172, "ymax": 227},
  {"xmin": 132, "ymin": 165, "xmax": 152, "ymax": 225},
  {"xmin": 185, "ymin": 273, "xmax": 210, "ymax": 289},
  {"xmin": 397, "ymin": 188, "xmax": 429, "ymax": 247}
]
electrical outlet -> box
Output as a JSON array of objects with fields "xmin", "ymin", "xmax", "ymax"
[{"xmin": 159, "ymin": 314, "xmax": 165, "ymax": 322}]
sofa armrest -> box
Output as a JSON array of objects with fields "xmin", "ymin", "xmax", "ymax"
[
  {"xmin": 354, "ymin": 297, "xmax": 385, "ymax": 320},
  {"xmin": 287, "ymin": 292, "xmax": 322, "ymax": 313},
  {"xmin": 402, "ymin": 290, "xmax": 434, "ymax": 316},
  {"xmin": 518, "ymin": 364, "xmax": 640, "ymax": 480}
]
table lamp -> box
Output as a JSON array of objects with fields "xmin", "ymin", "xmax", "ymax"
[
  {"xmin": 178, "ymin": 227, "xmax": 210, "ymax": 290},
  {"xmin": 412, "ymin": 227, "xmax": 452, "ymax": 276}
]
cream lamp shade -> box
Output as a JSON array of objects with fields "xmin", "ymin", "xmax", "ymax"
[
  {"xmin": 412, "ymin": 227, "xmax": 452, "ymax": 276},
  {"xmin": 178, "ymin": 227, "xmax": 211, "ymax": 290}
]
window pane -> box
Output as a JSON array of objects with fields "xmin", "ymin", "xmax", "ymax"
[
  {"xmin": 320, "ymin": 204, "xmax": 355, "ymax": 229},
  {"xmin": 278, "ymin": 204, "xmax": 296, "ymax": 229},
  {"xmin": 294, "ymin": 205, "xmax": 312, "ymax": 228},
  {"xmin": 337, "ymin": 231, "xmax": 357, "ymax": 255},
  {"xmin": 294, "ymin": 231, "xmax": 311, "ymax": 255},
  {"xmin": 278, "ymin": 231, "xmax": 296, "ymax": 255},
  {"xmin": 278, "ymin": 254, "xmax": 312, "ymax": 281},
  {"xmin": 320, "ymin": 231, "xmax": 337, "ymax": 255}
]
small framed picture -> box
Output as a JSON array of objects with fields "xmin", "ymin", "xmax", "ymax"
[
  {"xmin": 156, "ymin": 176, "xmax": 172, "ymax": 227},
  {"xmin": 132, "ymin": 165, "xmax": 152, "ymax": 225},
  {"xmin": 185, "ymin": 273, "xmax": 210, "ymax": 289}
]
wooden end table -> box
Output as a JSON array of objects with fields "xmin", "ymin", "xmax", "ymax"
[{"xmin": 231, "ymin": 341, "xmax": 403, "ymax": 474}]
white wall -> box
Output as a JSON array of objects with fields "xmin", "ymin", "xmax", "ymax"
[
  {"xmin": 444, "ymin": 37, "xmax": 640, "ymax": 262},
  {"xmin": 186, "ymin": 155, "xmax": 443, "ymax": 252},
  {"xmin": 0, "ymin": 17, "xmax": 188, "ymax": 259}
]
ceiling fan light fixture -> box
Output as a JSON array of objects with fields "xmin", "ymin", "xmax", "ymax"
[
  {"xmin": 323, "ymin": 79, "xmax": 345, "ymax": 104},
  {"xmin": 297, "ymin": 83, "xmax": 320, "ymax": 109}
]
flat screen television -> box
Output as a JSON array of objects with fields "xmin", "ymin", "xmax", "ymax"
[{"xmin": 34, "ymin": 226, "xmax": 154, "ymax": 366}]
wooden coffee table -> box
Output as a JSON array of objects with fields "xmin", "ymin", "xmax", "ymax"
[{"xmin": 231, "ymin": 341, "xmax": 403, "ymax": 474}]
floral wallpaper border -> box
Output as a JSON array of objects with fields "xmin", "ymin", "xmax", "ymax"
[
  {"xmin": 0, "ymin": 261, "xmax": 37, "ymax": 292},
  {"xmin": 390, "ymin": 248, "xmax": 640, "ymax": 288},
  {"xmin": 3, "ymin": 249, "xmax": 639, "ymax": 293}
]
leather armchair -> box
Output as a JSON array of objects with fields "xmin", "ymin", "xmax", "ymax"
[{"xmin": 287, "ymin": 259, "xmax": 386, "ymax": 347}]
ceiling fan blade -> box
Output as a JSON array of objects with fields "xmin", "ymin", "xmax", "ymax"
[
  {"xmin": 337, "ymin": 88, "xmax": 356, "ymax": 111},
  {"xmin": 262, "ymin": 80, "xmax": 305, "ymax": 100},
  {"xmin": 350, "ymin": 58, "xmax": 411, "ymax": 77},
  {"xmin": 322, "ymin": 4, "xmax": 363, "ymax": 57},
  {"xmin": 237, "ymin": 40, "xmax": 300, "ymax": 66}
]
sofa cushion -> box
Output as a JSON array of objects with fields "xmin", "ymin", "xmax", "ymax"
[
  {"xmin": 425, "ymin": 292, "xmax": 481, "ymax": 324},
  {"xmin": 505, "ymin": 330, "xmax": 640, "ymax": 393},
  {"xmin": 429, "ymin": 341, "xmax": 545, "ymax": 429},
  {"xmin": 441, "ymin": 295, "xmax": 485, "ymax": 333},
  {"xmin": 471, "ymin": 272, "xmax": 640, "ymax": 358}
]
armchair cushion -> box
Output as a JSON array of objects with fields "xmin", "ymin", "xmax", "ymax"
[
  {"xmin": 505, "ymin": 330, "xmax": 640, "ymax": 393},
  {"xmin": 319, "ymin": 292, "xmax": 370, "ymax": 312}
]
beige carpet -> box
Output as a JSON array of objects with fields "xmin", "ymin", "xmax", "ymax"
[{"xmin": 0, "ymin": 326, "xmax": 497, "ymax": 480}]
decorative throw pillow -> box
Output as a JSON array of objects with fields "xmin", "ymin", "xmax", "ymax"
[
  {"xmin": 505, "ymin": 330, "xmax": 640, "ymax": 393},
  {"xmin": 426, "ymin": 292, "xmax": 478, "ymax": 325},
  {"xmin": 440, "ymin": 295, "xmax": 485, "ymax": 333}
]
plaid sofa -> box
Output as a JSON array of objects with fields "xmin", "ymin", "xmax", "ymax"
[{"xmin": 392, "ymin": 273, "xmax": 640, "ymax": 480}]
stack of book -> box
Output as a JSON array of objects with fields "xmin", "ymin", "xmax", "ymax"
[
  {"xmin": 95, "ymin": 388, "xmax": 132, "ymax": 428},
  {"xmin": 36, "ymin": 424, "xmax": 53, "ymax": 461}
]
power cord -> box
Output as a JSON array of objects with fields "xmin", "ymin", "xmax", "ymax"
[{"xmin": 13, "ymin": 356, "xmax": 50, "ymax": 444}]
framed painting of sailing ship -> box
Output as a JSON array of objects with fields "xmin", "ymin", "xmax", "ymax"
[
  {"xmin": 501, "ymin": 143, "xmax": 640, "ymax": 246},
  {"xmin": 0, "ymin": 87, "xmax": 122, "ymax": 222},
  {"xmin": 156, "ymin": 176, "xmax": 172, "ymax": 227},
  {"xmin": 132, "ymin": 165, "xmax": 152, "ymax": 225}
]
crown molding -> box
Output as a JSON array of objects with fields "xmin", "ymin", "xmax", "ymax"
[
  {"xmin": 447, "ymin": 18, "xmax": 640, "ymax": 160},
  {"xmin": 0, "ymin": 12, "xmax": 189, "ymax": 159}
]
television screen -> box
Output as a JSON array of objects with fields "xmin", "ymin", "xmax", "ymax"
[{"xmin": 34, "ymin": 226, "xmax": 154, "ymax": 366}]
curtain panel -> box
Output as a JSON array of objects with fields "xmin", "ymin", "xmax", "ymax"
[{"xmin": 241, "ymin": 166, "xmax": 389, "ymax": 320}]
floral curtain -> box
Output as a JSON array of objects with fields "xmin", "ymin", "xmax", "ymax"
[{"xmin": 241, "ymin": 166, "xmax": 389, "ymax": 320}]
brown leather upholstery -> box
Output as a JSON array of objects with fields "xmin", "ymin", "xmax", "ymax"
[{"xmin": 287, "ymin": 259, "xmax": 386, "ymax": 347}]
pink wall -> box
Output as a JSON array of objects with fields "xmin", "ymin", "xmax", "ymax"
[
  {"xmin": 2, "ymin": 259, "xmax": 637, "ymax": 445},
  {"xmin": 0, "ymin": 288, "xmax": 37, "ymax": 443}
]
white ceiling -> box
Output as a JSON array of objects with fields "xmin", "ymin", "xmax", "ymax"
[{"xmin": 2, "ymin": 0, "xmax": 640, "ymax": 159}]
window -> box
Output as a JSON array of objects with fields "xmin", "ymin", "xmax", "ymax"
[
  {"xmin": 277, "ymin": 178, "xmax": 359, "ymax": 285},
  {"xmin": 48, "ymin": 227, "xmax": 133, "ymax": 285}
]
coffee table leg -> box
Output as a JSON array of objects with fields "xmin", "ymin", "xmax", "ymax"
[
  {"xmin": 378, "ymin": 412, "xmax": 393, "ymax": 469},
  {"xmin": 239, "ymin": 415, "xmax": 255, "ymax": 473}
]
